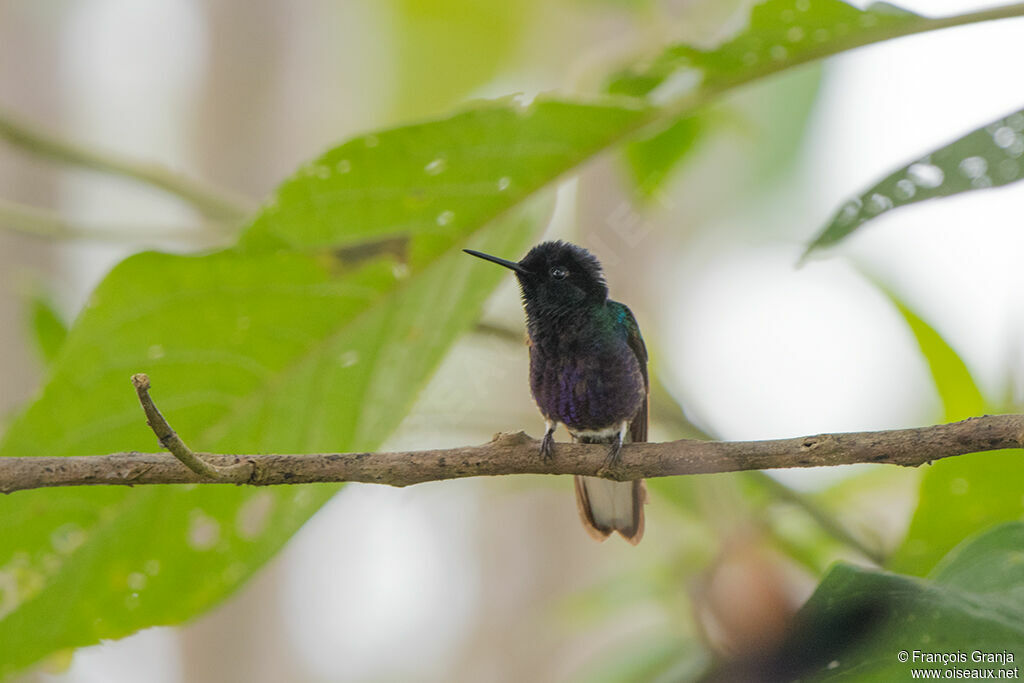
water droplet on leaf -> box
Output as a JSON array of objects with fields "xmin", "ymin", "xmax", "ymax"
[
  {"xmin": 188, "ymin": 511, "xmax": 220, "ymax": 551},
  {"xmin": 237, "ymin": 491, "xmax": 275, "ymax": 540},
  {"xmin": 127, "ymin": 572, "xmax": 147, "ymax": 591},
  {"xmin": 908, "ymin": 163, "xmax": 944, "ymax": 189},
  {"xmin": 993, "ymin": 127, "xmax": 1017, "ymax": 149},
  {"xmin": 866, "ymin": 193, "xmax": 893, "ymax": 214},
  {"xmin": 959, "ymin": 156, "xmax": 988, "ymax": 179},
  {"xmin": 51, "ymin": 524, "xmax": 86, "ymax": 555},
  {"xmin": 894, "ymin": 179, "xmax": 916, "ymax": 199},
  {"xmin": 513, "ymin": 93, "xmax": 536, "ymax": 108},
  {"xmin": 837, "ymin": 198, "xmax": 862, "ymax": 224},
  {"xmin": 424, "ymin": 158, "xmax": 447, "ymax": 175}
]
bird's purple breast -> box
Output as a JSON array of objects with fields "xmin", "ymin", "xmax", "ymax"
[{"xmin": 529, "ymin": 339, "xmax": 644, "ymax": 432}]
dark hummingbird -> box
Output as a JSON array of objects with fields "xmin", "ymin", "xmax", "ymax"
[{"xmin": 464, "ymin": 240, "xmax": 648, "ymax": 544}]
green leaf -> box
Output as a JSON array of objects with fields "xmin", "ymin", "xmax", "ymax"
[
  {"xmin": 0, "ymin": 209, "xmax": 544, "ymax": 676},
  {"xmin": 243, "ymin": 98, "xmax": 648, "ymax": 254},
  {"xmin": 623, "ymin": 113, "xmax": 707, "ymax": 199},
  {"xmin": 799, "ymin": 522, "xmax": 1024, "ymax": 680},
  {"xmin": 622, "ymin": 62, "xmax": 823, "ymax": 200},
  {"xmin": 607, "ymin": 0, "xmax": 919, "ymax": 98},
  {"xmin": 609, "ymin": 0, "xmax": 897, "ymax": 200},
  {"xmin": 880, "ymin": 286, "xmax": 985, "ymax": 422},
  {"xmin": 807, "ymin": 105, "xmax": 1024, "ymax": 254},
  {"xmin": 878, "ymin": 292, "xmax": 1024, "ymax": 576},
  {"xmin": 889, "ymin": 448, "xmax": 1024, "ymax": 577},
  {"xmin": 0, "ymin": 100, "xmax": 579, "ymax": 675},
  {"xmin": 739, "ymin": 62, "xmax": 823, "ymax": 186},
  {"xmin": 600, "ymin": 1, "xmax": 1023, "ymax": 201},
  {"xmin": 24, "ymin": 291, "xmax": 68, "ymax": 366}
]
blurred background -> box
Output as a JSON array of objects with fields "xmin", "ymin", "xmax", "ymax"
[{"xmin": 3, "ymin": 0, "xmax": 1024, "ymax": 680}]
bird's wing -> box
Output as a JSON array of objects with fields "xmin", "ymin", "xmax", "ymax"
[{"xmin": 614, "ymin": 301, "xmax": 648, "ymax": 443}]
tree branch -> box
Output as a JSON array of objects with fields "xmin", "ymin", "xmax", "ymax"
[
  {"xmin": 0, "ymin": 108, "xmax": 254, "ymax": 222},
  {"xmin": 130, "ymin": 373, "xmax": 252, "ymax": 483},
  {"xmin": 1, "ymin": 409, "xmax": 1022, "ymax": 494}
]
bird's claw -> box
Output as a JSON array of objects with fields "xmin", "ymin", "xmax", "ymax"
[
  {"xmin": 603, "ymin": 440, "xmax": 623, "ymax": 470},
  {"xmin": 539, "ymin": 431, "xmax": 555, "ymax": 461}
]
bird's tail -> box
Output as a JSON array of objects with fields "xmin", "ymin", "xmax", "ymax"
[{"xmin": 573, "ymin": 476, "xmax": 646, "ymax": 544}]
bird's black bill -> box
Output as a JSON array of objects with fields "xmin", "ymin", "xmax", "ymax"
[{"xmin": 462, "ymin": 249, "xmax": 529, "ymax": 275}]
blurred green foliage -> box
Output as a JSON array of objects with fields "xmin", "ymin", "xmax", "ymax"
[
  {"xmin": 606, "ymin": 0, "xmax": 919, "ymax": 98},
  {"xmin": 242, "ymin": 98, "xmax": 649, "ymax": 254},
  {"xmin": 388, "ymin": 0, "xmax": 536, "ymax": 117},
  {"xmin": 24, "ymin": 290, "xmax": 67, "ymax": 367},
  {"xmin": 884, "ymin": 288, "xmax": 986, "ymax": 424},
  {"xmin": 2, "ymin": 0, "xmax": 1024, "ymax": 679},
  {"xmin": 0, "ymin": 108, "xmax": 554, "ymax": 674},
  {"xmin": 806, "ymin": 522, "xmax": 1024, "ymax": 680},
  {"xmin": 625, "ymin": 113, "xmax": 708, "ymax": 199},
  {"xmin": 879, "ymin": 292, "xmax": 1024, "ymax": 577}
]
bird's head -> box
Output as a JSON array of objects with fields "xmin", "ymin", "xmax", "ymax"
[{"xmin": 464, "ymin": 240, "xmax": 608, "ymax": 312}]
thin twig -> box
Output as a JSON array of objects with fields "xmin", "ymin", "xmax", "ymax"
[
  {"xmin": 130, "ymin": 374, "xmax": 251, "ymax": 483},
  {"xmin": 0, "ymin": 199, "xmax": 234, "ymax": 247},
  {"xmin": 747, "ymin": 471, "xmax": 887, "ymax": 565},
  {"xmin": 0, "ymin": 108, "xmax": 254, "ymax": 221}
]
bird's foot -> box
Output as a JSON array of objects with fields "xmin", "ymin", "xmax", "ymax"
[
  {"xmin": 603, "ymin": 440, "xmax": 623, "ymax": 470},
  {"xmin": 539, "ymin": 430, "xmax": 556, "ymax": 461}
]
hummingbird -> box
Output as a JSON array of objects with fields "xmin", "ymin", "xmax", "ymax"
[{"xmin": 464, "ymin": 240, "xmax": 648, "ymax": 544}]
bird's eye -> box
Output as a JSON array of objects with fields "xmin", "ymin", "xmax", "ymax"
[{"xmin": 550, "ymin": 266, "xmax": 568, "ymax": 280}]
